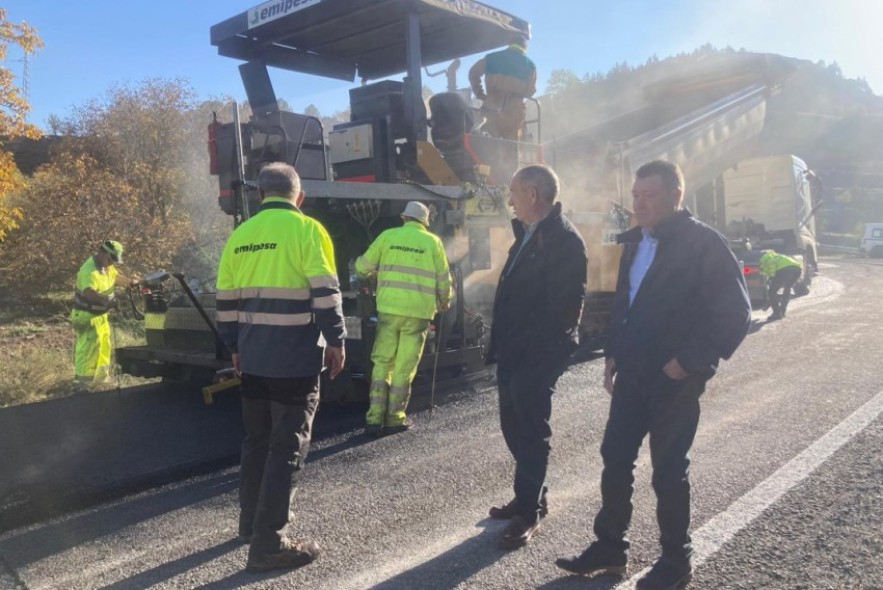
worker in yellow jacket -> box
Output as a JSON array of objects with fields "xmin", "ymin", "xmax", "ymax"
[
  {"xmin": 759, "ymin": 250, "xmax": 802, "ymax": 321},
  {"xmin": 71, "ymin": 240, "xmax": 139, "ymax": 390},
  {"xmin": 356, "ymin": 201, "xmax": 453, "ymax": 435},
  {"xmin": 216, "ymin": 162, "xmax": 345, "ymax": 573}
]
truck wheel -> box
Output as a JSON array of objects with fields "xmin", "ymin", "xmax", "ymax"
[
  {"xmin": 794, "ymin": 261, "xmax": 810, "ymax": 296},
  {"xmin": 802, "ymin": 249, "xmax": 814, "ymax": 287},
  {"xmin": 791, "ymin": 248, "xmax": 813, "ymax": 298}
]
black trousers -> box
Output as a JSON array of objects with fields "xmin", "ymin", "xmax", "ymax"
[
  {"xmin": 239, "ymin": 373, "xmax": 320, "ymax": 556},
  {"xmin": 768, "ymin": 266, "xmax": 801, "ymax": 316},
  {"xmin": 593, "ymin": 370, "xmax": 706, "ymax": 566},
  {"xmin": 497, "ymin": 356, "xmax": 567, "ymax": 524}
]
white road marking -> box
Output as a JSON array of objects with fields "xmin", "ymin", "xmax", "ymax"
[{"xmin": 617, "ymin": 388, "xmax": 883, "ymax": 588}]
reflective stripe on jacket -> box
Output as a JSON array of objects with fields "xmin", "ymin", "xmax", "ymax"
[
  {"xmin": 216, "ymin": 197, "xmax": 346, "ymax": 378},
  {"xmin": 356, "ymin": 221, "xmax": 452, "ymax": 320},
  {"xmin": 72, "ymin": 256, "xmax": 118, "ymax": 315},
  {"xmin": 759, "ymin": 252, "xmax": 800, "ymax": 277}
]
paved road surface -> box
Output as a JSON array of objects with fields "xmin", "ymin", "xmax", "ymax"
[{"xmin": 1, "ymin": 255, "xmax": 881, "ymax": 589}]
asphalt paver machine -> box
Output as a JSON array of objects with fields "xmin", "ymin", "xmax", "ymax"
[{"xmin": 117, "ymin": 0, "xmax": 542, "ymax": 402}]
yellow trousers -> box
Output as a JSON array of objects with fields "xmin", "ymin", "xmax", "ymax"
[
  {"xmin": 71, "ymin": 310, "xmax": 111, "ymax": 386},
  {"xmin": 366, "ymin": 312, "xmax": 430, "ymax": 427}
]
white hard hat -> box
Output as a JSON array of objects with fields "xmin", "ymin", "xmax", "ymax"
[{"xmin": 402, "ymin": 201, "xmax": 431, "ymax": 226}]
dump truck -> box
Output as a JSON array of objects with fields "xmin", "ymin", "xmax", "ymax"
[
  {"xmin": 719, "ymin": 154, "xmax": 821, "ymax": 295},
  {"xmin": 115, "ymin": 0, "xmax": 795, "ymax": 400},
  {"xmin": 543, "ymin": 52, "xmax": 796, "ymax": 345}
]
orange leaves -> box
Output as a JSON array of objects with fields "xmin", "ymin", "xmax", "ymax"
[
  {"xmin": 0, "ymin": 9, "xmax": 43, "ymax": 57},
  {"xmin": 0, "ymin": 153, "xmax": 139, "ymax": 288},
  {"xmin": 0, "ymin": 79, "xmax": 205, "ymax": 294},
  {"xmin": 0, "ymin": 8, "xmax": 42, "ymax": 140},
  {"xmin": 0, "ymin": 9, "xmax": 43, "ymax": 242},
  {"xmin": 0, "ymin": 151, "xmax": 24, "ymax": 241}
]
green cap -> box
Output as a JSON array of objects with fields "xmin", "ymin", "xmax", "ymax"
[{"xmin": 102, "ymin": 240, "xmax": 124, "ymax": 264}]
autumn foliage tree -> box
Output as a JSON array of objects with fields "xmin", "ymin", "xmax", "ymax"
[
  {"xmin": 0, "ymin": 9, "xmax": 43, "ymax": 241},
  {"xmin": 58, "ymin": 79, "xmax": 198, "ymax": 224},
  {"xmin": 4, "ymin": 153, "xmax": 136, "ymax": 288},
  {"xmin": 0, "ymin": 79, "xmax": 206, "ymax": 293}
]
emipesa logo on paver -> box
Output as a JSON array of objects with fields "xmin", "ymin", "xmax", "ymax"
[{"xmin": 248, "ymin": 0, "xmax": 323, "ymax": 29}]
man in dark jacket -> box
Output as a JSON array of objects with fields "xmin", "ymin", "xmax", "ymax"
[
  {"xmin": 487, "ymin": 164, "xmax": 588, "ymax": 550},
  {"xmin": 555, "ymin": 160, "xmax": 750, "ymax": 590}
]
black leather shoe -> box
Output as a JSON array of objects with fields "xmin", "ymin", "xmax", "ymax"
[
  {"xmin": 489, "ymin": 496, "xmax": 549, "ymax": 520},
  {"xmin": 498, "ymin": 515, "xmax": 540, "ymax": 550},
  {"xmin": 246, "ymin": 539, "xmax": 320, "ymax": 573},
  {"xmin": 554, "ymin": 544, "xmax": 628, "ymax": 578},
  {"xmin": 636, "ymin": 559, "xmax": 693, "ymax": 590}
]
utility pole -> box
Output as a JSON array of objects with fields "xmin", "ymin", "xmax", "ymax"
[
  {"xmin": 21, "ymin": 53, "xmax": 29, "ymax": 104},
  {"xmin": 12, "ymin": 53, "xmax": 31, "ymax": 112}
]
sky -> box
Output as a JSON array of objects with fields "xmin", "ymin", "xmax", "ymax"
[{"xmin": 4, "ymin": 0, "xmax": 882, "ymax": 131}]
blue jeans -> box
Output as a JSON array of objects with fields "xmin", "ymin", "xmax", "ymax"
[
  {"xmin": 239, "ymin": 373, "xmax": 320, "ymax": 556},
  {"xmin": 593, "ymin": 370, "xmax": 706, "ymax": 566}
]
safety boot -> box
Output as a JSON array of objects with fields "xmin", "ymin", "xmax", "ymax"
[
  {"xmin": 383, "ymin": 418, "xmax": 413, "ymax": 435},
  {"xmin": 364, "ymin": 423, "xmax": 383, "ymax": 437}
]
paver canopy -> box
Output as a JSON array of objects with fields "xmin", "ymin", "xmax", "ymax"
[{"xmin": 211, "ymin": 0, "xmax": 531, "ymax": 82}]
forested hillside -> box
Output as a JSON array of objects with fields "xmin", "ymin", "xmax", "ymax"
[{"xmin": 540, "ymin": 45, "xmax": 883, "ymax": 231}]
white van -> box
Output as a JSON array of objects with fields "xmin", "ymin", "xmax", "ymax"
[{"xmin": 859, "ymin": 223, "xmax": 883, "ymax": 258}]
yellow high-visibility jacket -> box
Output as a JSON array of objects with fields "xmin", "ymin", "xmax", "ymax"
[
  {"xmin": 356, "ymin": 221, "xmax": 452, "ymax": 320},
  {"xmin": 216, "ymin": 197, "xmax": 346, "ymax": 378},
  {"xmin": 72, "ymin": 256, "xmax": 118, "ymax": 315},
  {"xmin": 759, "ymin": 251, "xmax": 800, "ymax": 278}
]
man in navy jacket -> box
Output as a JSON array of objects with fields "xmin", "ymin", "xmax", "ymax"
[{"xmin": 556, "ymin": 160, "xmax": 750, "ymax": 590}]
